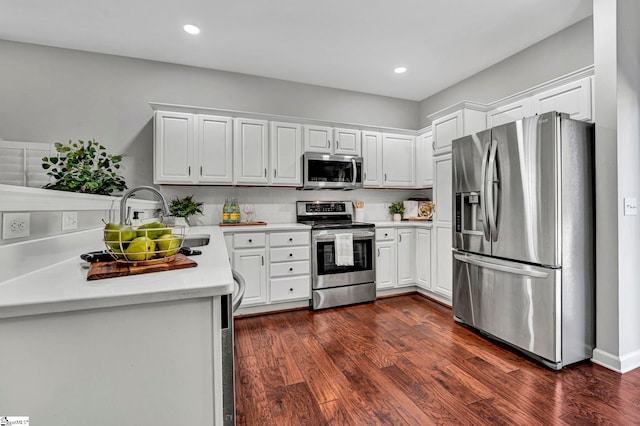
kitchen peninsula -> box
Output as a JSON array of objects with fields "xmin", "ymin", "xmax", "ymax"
[{"xmin": 0, "ymin": 226, "xmax": 232, "ymax": 425}]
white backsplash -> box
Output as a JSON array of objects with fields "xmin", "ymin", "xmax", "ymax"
[{"xmin": 160, "ymin": 186, "xmax": 432, "ymax": 226}]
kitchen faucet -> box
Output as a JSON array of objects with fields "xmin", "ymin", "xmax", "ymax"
[{"xmin": 119, "ymin": 186, "xmax": 170, "ymax": 225}]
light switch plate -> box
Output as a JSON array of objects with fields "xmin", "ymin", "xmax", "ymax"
[
  {"xmin": 624, "ymin": 197, "xmax": 637, "ymax": 216},
  {"xmin": 62, "ymin": 211, "xmax": 78, "ymax": 230}
]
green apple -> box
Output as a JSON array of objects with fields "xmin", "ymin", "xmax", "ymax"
[
  {"xmin": 104, "ymin": 223, "xmax": 136, "ymax": 250},
  {"xmin": 156, "ymin": 234, "xmax": 181, "ymax": 257},
  {"xmin": 136, "ymin": 222, "xmax": 170, "ymax": 239},
  {"xmin": 125, "ymin": 236, "xmax": 156, "ymax": 261}
]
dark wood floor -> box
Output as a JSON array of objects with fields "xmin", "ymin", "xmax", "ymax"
[{"xmin": 234, "ymin": 294, "xmax": 640, "ymax": 425}]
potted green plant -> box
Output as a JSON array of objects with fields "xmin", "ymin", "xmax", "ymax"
[
  {"xmin": 41, "ymin": 139, "xmax": 127, "ymax": 195},
  {"xmin": 389, "ymin": 202, "xmax": 405, "ymax": 221},
  {"xmin": 169, "ymin": 195, "xmax": 204, "ymax": 226}
]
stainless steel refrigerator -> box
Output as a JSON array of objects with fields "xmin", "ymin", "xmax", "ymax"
[{"xmin": 451, "ymin": 111, "xmax": 595, "ymax": 370}]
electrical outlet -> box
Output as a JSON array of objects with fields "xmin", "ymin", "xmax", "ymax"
[
  {"xmin": 62, "ymin": 211, "xmax": 78, "ymax": 230},
  {"xmin": 2, "ymin": 212, "xmax": 31, "ymax": 239}
]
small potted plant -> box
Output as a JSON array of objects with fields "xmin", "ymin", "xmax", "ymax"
[
  {"xmin": 389, "ymin": 202, "xmax": 405, "ymax": 222},
  {"xmin": 169, "ymin": 195, "xmax": 204, "ymax": 226}
]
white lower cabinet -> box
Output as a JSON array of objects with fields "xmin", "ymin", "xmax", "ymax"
[
  {"xmin": 233, "ymin": 247, "xmax": 267, "ymax": 306},
  {"xmin": 227, "ymin": 230, "xmax": 310, "ymax": 311},
  {"xmin": 375, "ymin": 227, "xmax": 417, "ymax": 292},
  {"xmin": 415, "ymin": 228, "xmax": 432, "ymax": 290}
]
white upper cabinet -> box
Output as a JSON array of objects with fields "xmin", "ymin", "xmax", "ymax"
[
  {"xmin": 334, "ymin": 128, "xmax": 361, "ymax": 155},
  {"xmin": 532, "ymin": 76, "xmax": 593, "ymax": 122},
  {"xmin": 362, "ymin": 131, "xmax": 383, "ymax": 187},
  {"xmin": 303, "ymin": 125, "xmax": 361, "ymax": 155},
  {"xmin": 381, "ymin": 133, "xmax": 415, "ymax": 187},
  {"xmin": 431, "ymin": 104, "xmax": 487, "ymax": 156},
  {"xmin": 197, "ymin": 115, "xmax": 233, "ymax": 183},
  {"xmin": 154, "ymin": 111, "xmax": 195, "ymax": 184},
  {"xmin": 270, "ymin": 122, "xmax": 302, "ymax": 186},
  {"xmin": 154, "ymin": 111, "xmax": 232, "ymax": 184},
  {"xmin": 415, "ymin": 128, "xmax": 433, "ymax": 187},
  {"xmin": 486, "ymin": 98, "xmax": 532, "ymax": 128},
  {"xmin": 234, "ymin": 118, "xmax": 269, "ymax": 184}
]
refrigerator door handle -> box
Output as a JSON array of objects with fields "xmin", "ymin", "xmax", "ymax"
[
  {"xmin": 487, "ymin": 140, "xmax": 499, "ymax": 242},
  {"xmin": 453, "ymin": 253, "xmax": 549, "ymax": 279},
  {"xmin": 480, "ymin": 141, "xmax": 492, "ymax": 241}
]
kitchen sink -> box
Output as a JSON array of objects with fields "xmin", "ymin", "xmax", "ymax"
[{"xmin": 183, "ymin": 234, "xmax": 210, "ymax": 247}]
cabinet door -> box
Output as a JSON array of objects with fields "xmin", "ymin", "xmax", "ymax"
[
  {"xmin": 303, "ymin": 125, "xmax": 332, "ymax": 153},
  {"xmin": 416, "ymin": 228, "xmax": 431, "ymax": 289},
  {"xmin": 416, "ymin": 129, "xmax": 433, "ymax": 187},
  {"xmin": 154, "ymin": 111, "xmax": 195, "ymax": 184},
  {"xmin": 270, "ymin": 122, "xmax": 302, "ymax": 186},
  {"xmin": 432, "ymin": 111, "xmax": 462, "ymax": 155},
  {"xmin": 486, "ymin": 98, "xmax": 532, "ymax": 128},
  {"xmin": 382, "ymin": 133, "xmax": 415, "ymax": 187},
  {"xmin": 376, "ymin": 241, "xmax": 396, "ymax": 290},
  {"xmin": 334, "ymin": 128, "xmax": 361, "ymax": 155},
  {"xmin": 433, "ymin": 154, "xmax": 453, "ymax": 225},
  {"xmin": 532, "ymin": 76, "xmax": 592, "ymax": 121},
  {"xmin": 433, "ymin": 225, "xmax": 452, "ymax": 299},
  {"xmin": 396, "ymin": 228, "xmax": 415, "ymax": 286},
  {"xmin": 234, "ymin": 118, "xmax": 269, "ymax": 184},
  {"xmin": 197, "ymin": 115, "xmax": 233, "ymax": 183},
  {"xmin": 234, "ymin": 248, "xmax": 267, "ymax": 306},
  {"xmin": 362, "ymin": 131, "xmax": 382, "ymax": 187}
]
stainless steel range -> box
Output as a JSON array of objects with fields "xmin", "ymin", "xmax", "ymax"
[{"xmin": 297, "ymin": 201, "xmax": 376, "ymax": 310}]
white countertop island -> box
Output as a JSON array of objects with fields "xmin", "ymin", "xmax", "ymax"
[{"xmin": 0, "ymin": 225, "xmax": 234, "ymax": 425}]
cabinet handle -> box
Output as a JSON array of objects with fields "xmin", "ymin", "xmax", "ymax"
[
  {"xmin": 188, "ymin": 166, "xmax": 191, "ymax": 176},
  {"xmin": 264, "ymin": 168, "xmax": 267, "ymax": 177},
  {"xmin": 384, "ymin": 173, "xmax": 388, "ymax": 181},
  {"xmin": 289, "ymin": 238, "xmax": 293, "ymax": 242},
  {"xmin": 289, "ymin": 267, "xmax": 294, "ymax": 272},
  {"xmin": 384, "ymin": 233, "xmax": 388, "ymax": 238},
  {"xmin": 328, "ymin": 140, "xmax": 331, "ymax": 149},
  {"xmin": 377, "ymin": 248, "xmax": 380, "ymax": 257},
  {"xmin": 432, "ymin": 141, "xmax": 436, "ymax": 151},
  {"xmin": 336, "ymin": 141, "xmax": 339, "ymax": 149},
  {"xmin": 289, "ymin": 288, "xmax": 294, "ymax": 292},
  {"xmin": 274, "ymin": 169, "xmax": 277, "ymax": 178},
  {"xmin": 200, "ymin": 166, "xmax": 202, "ymax": 176},
  {"xmin": 261, "ymin": 256, "xmax": 264, "ymax": 266},
  {"xmin": 364, "ymin": 172, "xmax": 367, "ymax": 180},
  {"xmin": 248, "ymin": 239, "xmax": 252, "ymax": 243},
  {"xmin": 289, "ymin": 253, "xmax": 293, "ymax": 257},
  {"xmin": 399, "ymin": 234, "xmax": 402, "ymax": 243}
]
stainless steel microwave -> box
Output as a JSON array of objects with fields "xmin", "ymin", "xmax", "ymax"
[{"xmin": 301, "ymin": 152, "xmax": 363, "ymax": 190}]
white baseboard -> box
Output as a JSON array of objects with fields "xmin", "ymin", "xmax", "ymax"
[{"xmin": 592, "ymin": 347, "xmax": 640, "ymax": 373}]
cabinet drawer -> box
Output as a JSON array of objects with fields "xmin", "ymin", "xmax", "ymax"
[
  {"xmin": 270, "ymin": 231, "xmax": 310, "ymax": 247},
  {"xmin": 270, "ymin": 261, "xmax": 310, "ymax": 277},
  {"xmin": 270, "ymin": 276, "xmax": 310, "ymax": 302},
  {"xmin": 233, "ymin": 233, "xmax": 266, "ymax": 248},
  {"xmin": 376, "ymin": 228, "xmax": 395, "ymax": 241},
  {"xmin": 270, "ymin": 246, "xmax": 309, "ymax": 262}
]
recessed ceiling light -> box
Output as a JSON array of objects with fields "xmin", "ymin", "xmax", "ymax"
[
  {"xmin": 394, "ymin": 67, "xmax": 407, "ymax": 74},
  {"xmin": 183, "ymin": 24, "xmax": 200, "ymax": 35}
]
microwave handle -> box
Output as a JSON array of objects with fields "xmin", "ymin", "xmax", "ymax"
[{"xmin": 351, "ymin": 158, "xmax": 357, "ymax": 184}]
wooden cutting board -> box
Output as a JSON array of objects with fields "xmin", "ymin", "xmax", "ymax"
[{"xmin": 87, "ymin": 254, "xmax": 198, "ymax": 281}]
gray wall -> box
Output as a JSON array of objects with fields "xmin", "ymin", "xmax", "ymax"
[
  {"xmin": 418, "ymin": 17, "xmax": 594, "ymax": 127},
  {"xmin": 0, "ymin": 39, "xmax": 420, "ymax": 189}
]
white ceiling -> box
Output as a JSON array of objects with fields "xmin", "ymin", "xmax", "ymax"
[{"xmin": 0, "ymin": 0, "xmax": 592, "ymax": 101}]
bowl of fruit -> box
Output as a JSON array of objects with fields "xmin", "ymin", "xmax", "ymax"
[{"xmin": 103, "ymin": 221, "xmax": 186, "ymax": 265}]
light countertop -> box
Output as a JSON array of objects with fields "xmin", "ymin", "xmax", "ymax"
[
  {"xmin": 0, "ymin": 226, "xmax": 234, "ymax": 319},
  {"xmin": 373, "ymin": 220, "xmax": 433, "ymax": 228}
]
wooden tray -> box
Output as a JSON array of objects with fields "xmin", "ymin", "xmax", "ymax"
[
  {"xmin": 87, "ymin": 254, "xmax": 198, "ymax": 281},
  {"xmin": 219, "ymin": 221, "xmax": 267, "ymax": 226}
]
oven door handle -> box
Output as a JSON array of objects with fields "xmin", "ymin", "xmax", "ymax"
[{"xmin": 313, "ymin": 231, "xmax": 375, "ymax": 241}]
